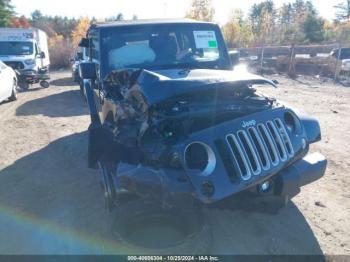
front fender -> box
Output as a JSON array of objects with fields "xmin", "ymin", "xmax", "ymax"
[
  {"xmin": 278, "ymin": 101, "xmax": 322, "ymax": 145},
  {"xmin": 298, "ymin": 114, "xmax": 322, "ymax": 144},
  {"xmin": 83, "ymin": 79, "xmax": 101, "ymax": 125}
]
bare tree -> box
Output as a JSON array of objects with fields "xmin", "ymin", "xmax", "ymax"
[
  {"xmin": 334, "ymin": 0, "xmax": 350, "ymax": 22},
  {"xmin": 186, "ymin": 0, "xmax": 215, "ymax": 22}
]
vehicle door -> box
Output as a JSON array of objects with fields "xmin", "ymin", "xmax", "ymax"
[
  {"xmin": 34, "ymin": 43, "xmax": 42, "ymax": 69},
  {"xmin": 0, "ymin": 62, "xmax": 11, "ymax": 101},
  {"xmin": 89, "ymin": 34, "xmax": 104, "ymax": 118}
]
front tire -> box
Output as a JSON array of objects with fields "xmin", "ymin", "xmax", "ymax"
[{"xmin": 40, "ymin": 80, "xmax": 50, "ymax": 88}]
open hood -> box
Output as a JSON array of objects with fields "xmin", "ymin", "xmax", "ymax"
[{"xmin": 104, "ymin": 68, "xmax": 277, "ymax": 105}]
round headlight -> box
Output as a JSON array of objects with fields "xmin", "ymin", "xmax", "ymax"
[
  {"xmin": 184, "ymin": 142, "xmax": 216, "ymax": 176},
  {"xmin": 284, "ymin": 112, "xmax": 301, "ymax": 134}
]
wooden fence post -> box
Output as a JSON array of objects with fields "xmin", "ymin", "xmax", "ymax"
[
  {"xmin": 260, "ymin": 43, "xmax": 265, "ymax": 73},
  {"xmin": 288, "ymin": 43, "xmax": 296, "ymax": 78},
  {"xmin": 334, "ymin": 42, "xmax": 342, "ymax": 81}
]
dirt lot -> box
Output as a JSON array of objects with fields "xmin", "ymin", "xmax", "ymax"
[{"xmin": 0, "ymin": 70, "xmax": 349, "ymax": 255}]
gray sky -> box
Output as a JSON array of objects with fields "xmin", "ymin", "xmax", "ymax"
[{"xmin": 12, "ymin": 0, "xmax": 340, "ymax": 24}]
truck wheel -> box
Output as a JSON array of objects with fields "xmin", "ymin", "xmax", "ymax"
[
  {"xmin": 9, "ymin": 79, "xmax": 18, "ymax": 101},
  {"xmin": 40, "ymin": 80, "xmax": 50, "ymax": 88},
  {"xmin": 111, "ymin": 199, "xmax": 212, "ymax": 254}
]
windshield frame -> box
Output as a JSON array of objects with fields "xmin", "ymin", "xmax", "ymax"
[{"xmin": 98, "ymin": 23, "xmax": 232, "ymax": 78}]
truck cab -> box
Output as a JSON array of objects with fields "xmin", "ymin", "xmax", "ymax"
[
  {"xmin": 0, "ymin": 28, "xmax": 50, "ymax": 88},
  {"xmin": 83, "ymin": 19, "xmax": 232, "ymax": 79},
  {"xmin": 71, "ymin": 47, "xmax": 89, "ymax": 91},
  {"xmin": 330, "ymin": 48, "xmax": 350, "ymax": 80}
]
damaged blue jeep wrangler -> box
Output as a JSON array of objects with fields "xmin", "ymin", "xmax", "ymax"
[{"xmin": 79, "ymin": 19, "xmax": 327, "ymax": 211}]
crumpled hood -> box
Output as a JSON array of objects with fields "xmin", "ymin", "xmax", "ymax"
[
  {"xmin": 106, "ymin": 68, "xmax": 276, "ymax": 105},
  {"xmin": 139, "ymin": 69, "xmax": 276, "ymax": 105}
]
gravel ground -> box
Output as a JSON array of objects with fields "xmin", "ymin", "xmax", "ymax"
[{"xmin": 0, "ymin": 70, "xmax": 349, "ymax": 255}]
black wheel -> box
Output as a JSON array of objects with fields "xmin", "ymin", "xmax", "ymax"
[
  {"xmin": 40, "ymin": 80, "xmax": 50, "ymax": 88},
  {"xmin": 98, "ymin": 162, "xmax": 116, "ymax": 212},
  {"xmin": 98, "ymin": 161, "xmax": 140, "ymax": 211},
  {"xmin": 9, "ymin": 79, "xmax": 17, "ymax": 101},
  {"xmin": 111, "ymin": 199, "xmax": 212, "ymax": 255}
]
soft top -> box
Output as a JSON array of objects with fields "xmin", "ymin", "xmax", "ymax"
[{"xmin": 92, "ymin": 18, "xmax": 216, "ymax": 29}]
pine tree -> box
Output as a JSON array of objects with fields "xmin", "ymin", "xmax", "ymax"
[
  {"xmin": 0, "ymin": 0, "xmax": 13, "ymax": 27},
  {"xmin": 249, "ymin": 0, "xmax": 275, "ymax": 44},
  {"xmin": 277, "ymin": 3, "xmax": 293, "ymax": 43},
  {"xmin": 302, "ymin": 13, "xmax": 325, "ymax": 43},
  {"xmin": 116, "ymin": 13, "xmax": 124, "ymax": 21}
]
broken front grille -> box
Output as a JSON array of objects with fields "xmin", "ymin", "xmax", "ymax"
[{"xmin": 220, "ymin": 118, "xmax": 294, "ymax": 181}]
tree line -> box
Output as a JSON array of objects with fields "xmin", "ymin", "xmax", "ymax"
[
  {"xmin": 0, "ymin": 1, "xmax": 130, "ymax": 67},
  {"xmin": 0, "ymin": 0, "xmax": 349, "ymax": 66},
  {"xmin": 186, "ymin": 0, "xmax": 350, "ymax": 48}
]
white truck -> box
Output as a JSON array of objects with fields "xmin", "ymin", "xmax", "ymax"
[{"xmin": 0, "ymin": 28, "xmax": 50, "ymax": 88}]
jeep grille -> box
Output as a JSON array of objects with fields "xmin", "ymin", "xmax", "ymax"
[{"xmin": 222, "ymin": 118, "xmax": 294, "ymax": 181}]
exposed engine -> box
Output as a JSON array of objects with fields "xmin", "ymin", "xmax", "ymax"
[{"xmin": 102, "ymin": 69, "xmax": 278, "ymax": 165}]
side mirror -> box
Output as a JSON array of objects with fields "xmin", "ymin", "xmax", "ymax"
[
  {"xmin": 79, "ymin": 62, "xmax": 97, "ymax": 80},
  {"xmin": 37, "ymin": 52, "xmax": 45, "ymax": 59},
  {"xmin": 79, "ymin": 38, "xmax": 91, "ymax": 48},
  {"xmin": 229, "ymin": 51, "xmax": 240, "ymax": 66},
  {"xmin": 77, "ymin": 52, "xmax": 83, "ymax": 60}
]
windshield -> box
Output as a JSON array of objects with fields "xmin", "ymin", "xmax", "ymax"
[
  {"xmin": 0, "ymin": 41, "xmax": 34, "ymax": 56},
  {"xmin": 100, "ymin": 24, "xmax": 230, "ymax": 76}
]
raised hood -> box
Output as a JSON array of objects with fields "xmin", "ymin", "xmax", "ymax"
[{"xmin": 105, "ymin": 68, "xmax": 276, "ymax": 105}]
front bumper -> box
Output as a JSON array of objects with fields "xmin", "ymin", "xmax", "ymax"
[
  {"xmin": 105, "ymin": 107, "xmax": 326, "ymax": 204},
  {"xmin": 114, "ymin": 152, "xmax": 327, "ymax": 204},
  {"xmin": 17, "ymin": 69, "xmax": 50, "ymax": 84},
  {"xmin": 275, "ymin": 152, "xmax": 327, "ymax": 199}
]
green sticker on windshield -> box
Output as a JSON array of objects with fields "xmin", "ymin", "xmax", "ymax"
[
  {"xmin": 208, "ymin": 40, "xmax": 218, "ymax": 48},
  {"xmin": 194, "ymin": 31, "xmax": 218, "ymax": 49}
]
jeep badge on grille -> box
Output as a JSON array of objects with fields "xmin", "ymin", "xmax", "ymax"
[{"xmin": 242, "ymin": 120, "xmax": 257, "ymax": 128}]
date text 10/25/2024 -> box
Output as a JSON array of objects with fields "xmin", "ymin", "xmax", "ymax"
[{"xmin": 127, "ymin": 256, "xmax": 220, "ymax": 261}]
